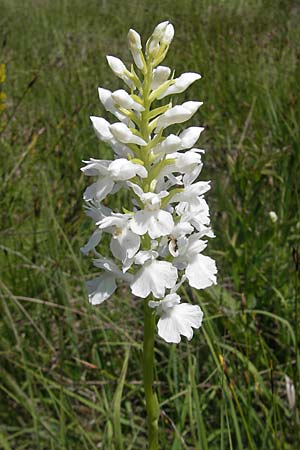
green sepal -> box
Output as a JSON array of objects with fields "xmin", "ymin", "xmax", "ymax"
[
  {"xmin": 118, "ymin": 107, "xmax": 141, "ymax": 127},
  {"xmin": 147, "ymin": 103, "xmax": 171, "ymax": 121},
  {"xmin": 131, "ymin": 158, "xmax": 145, "ymax": 166},
  {"xmin": 148, "ymin": 158, "xmax": 176, "ymax": 184},
  {"xmin": 161, "ymin": 188, "xmax": 184, "ymax": 208},
  {"xmin": 149, "ymin": 76, "xmax": 175, "ymax": 103},
  {"xmin": 122, "ymin": 207, "xmax": 134, "ymax": 215}
]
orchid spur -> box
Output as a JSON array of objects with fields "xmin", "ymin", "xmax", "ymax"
[{"xmin": 81, "ymin": 20, "xmax": 217, "ymax": 450}]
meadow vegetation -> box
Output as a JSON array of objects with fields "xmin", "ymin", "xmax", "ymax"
[{"xmin": 0, "ymin": 0, "xmax": 299, "ymax": 448}]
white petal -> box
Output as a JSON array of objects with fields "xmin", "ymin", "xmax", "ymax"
[
  {"xmin": 158, "ymin": 72, "xmax": 201, "ymax": 99},
  {"xmin": 130, "ymin": 210, "xmax": 152, "ymax": 236},
  {"xmin": 98, "ymin": 213, "xmax": 128, "ymax": 229},
  {"xmin": 186, "ymin": 254, "xmax": 217, "ymax": 289},
  {"xmin": 157, "ymin": 314, "xmax": 181, "ymax": 343},
  {"xmin": 110, "ymin": 123, "xmax": 147, "ymax": 146},
  {"xmin": 110, "ymin": 228, "xmax": 140, "ymax": 261},
  {"xmin": 112, "ymin": 89, "xmax": 145, "ymax": 112},
  {"xmin": 130, "ymin": 210, "xmax": 174, "ymax": 239},
  {"xmin": 86, "ymin": 274, "xmax": 117, "ymax": 305},
  {"xmin": 171, "ymin": 181, "xmax": 211, "ymax": 205},
  {"xmin": 128, "ymin": 29, "xmax": 144, "ymax": 69},
  {"xmin": 106, "ymin": 56, "xmax": 135, "ymax": 88},
  {"xmin": 90, "ymin": 116, "xmax": 113, "ymax": 142},
  {"xmin": 92, "ymin": 257, "xmax": 120, "ymax": 273},
  {"xmin": 127, "ymin": 181, "xmax": 144, "ymax": 198},
  {"xmin": 151, "ymin": 66, "xmax": 171, "ymax": 90},
  {"xmin": 155, "ymin": 102, "xmax": 202, "ymax": 131},
  {"xmin": 157, "ymin": 303, "xmax": 203, "ymax": 343},
  {"xmin": 131, "ymin": 260, "xmax": 178, "ymax": 298},
  {"xmin": 182, "ymin": 101, "xmax": 203, "ymax": 115},
  {"xmin": 147, "ymin": 210, "xmax": 174, "ymax": 239},
  {"xmin": 155, "ymin": 105, "xmax": 190, "ymax": 130},
  {"xmin": 106, "ymin": 56, "xmax": 127, "ymax": 75},
  {"xmin": 162, "ymin": 24, "xmax": 174, "ymax": 45},
  {"xmin": 81, "ymin": 159, "xmax": 110, "ymax": 176},
  {"xmin": 149, "ymin": 293, "xmax": 181, "ymax": 310},
  {"xmin": 179, "ymin": 127, "xmax": 204, "ymax": 149},
  {"xmin": 109, "ymin": 158, "xmax": 147, "ymax": 180},
  {"xmin": 84, "ymin": 204, "xmax": 111, "ymax": 224},
  {"xmin": 80, "ymin": 230, "xmax": 102, "ymax": 255},
  {"xmin": 172, "ymin": 221, "xmax": 194, "ymax": 238},
  {"xmin": 128, "ymin": 29, "xmax": 142, "ymax": 50},
  {"xmin": 134, "ymin": 250, "xmax": 157, "ymax": 265},
  {"xmin": 83, "ymin": 178, "xmax": 114, "ymax": 202},
  {"xmin": 153, "ymin": 134, "xmax": 181, "ymax": 155},
  {"xmin": 152, "ymin": 21, "xmax": 169, "ymax": 40}
]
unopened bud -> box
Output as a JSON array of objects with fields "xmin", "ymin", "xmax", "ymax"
[
  {"xmin": 162, "ymin": 24, "xmax": 174, "ymax": 45},
  {"xmin": 128, "ymin": 29, "xmax": 144, "ymax": 70}
]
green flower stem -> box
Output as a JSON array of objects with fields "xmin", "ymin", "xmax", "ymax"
[
  {"xmin": 138, "ymin": 57, "xmax": 160, "ymax": 449},
  {"xmin": 143, "ymin": 299, "xmax": 159, "ymax": 450}
]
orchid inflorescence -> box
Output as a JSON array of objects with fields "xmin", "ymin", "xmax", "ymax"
[{"xmin": 81, "ymin": 20, "xmax": 217, "ymax": 344}]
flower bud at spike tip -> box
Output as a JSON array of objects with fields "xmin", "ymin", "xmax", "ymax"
[
  {"xmin": 128, "ymin": 29, "xmax": 144, "ymax": 70},
  {"xmin": 162, "ymin": 24, "xmax": 174, "ymax": 45}
]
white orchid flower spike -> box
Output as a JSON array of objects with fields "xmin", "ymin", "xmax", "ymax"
[{"xmin": 80, "ymin": 20, "xmax": 218, "ymax": 449}]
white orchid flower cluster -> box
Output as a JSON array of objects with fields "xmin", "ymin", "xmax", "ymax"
[{"xmin": 81, "ymin": 21, "xmax": 217, "ymax": 344}]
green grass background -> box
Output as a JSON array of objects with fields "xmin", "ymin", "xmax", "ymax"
[{"xmin": 1, "ymin": 0, "xmax": 300, "ymax": 448}]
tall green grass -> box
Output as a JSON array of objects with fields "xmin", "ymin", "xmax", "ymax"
[{"xmin": 1, "ymin": 0, "xmax": 299, "ymax": 448}]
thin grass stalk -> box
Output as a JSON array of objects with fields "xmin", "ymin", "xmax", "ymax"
[{"xmin": 113, "ymin": 347, "xmax": 130, "ymax": 450}]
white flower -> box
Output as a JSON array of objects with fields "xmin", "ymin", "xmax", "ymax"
[
  {"xmin": 171, "ymin": 180, "xmax": 211, "ymax": 208},
  {"xmin": 176, "ymin": 197, "xmax": 211, "ymax": 231},
  {"xmin": 90, "ymin": 116, "xmax": 134, "ymax": 157},
  {"xmin": 155, "ymin": 101, "xmax": 203, "ymax": 131},
  {"xmin": 128, "ymin": 183, "xmax": 174, "ymax": 239},
  {"xmin": 82, "ymin": 158, "xmax": 147, "ymax": 202},
  {"xmin": 98, "ymin": 213, "xmax": 140, "ymax": 262},
  {"xmin": 112, "ymin": 89, "xmax": 145, "ymax": 112},
  {"xmin": 153, "ymin": 127, "xmax": 204, "ymax": 156},
  {"xmin": 106, "ymin": 56, "xmax": 134, "ymax": 88},
  {"xmin": 157, "ymin": 148, "xmax": 204, "ymax": 187},
  {"xmin": 87, "ymin": 258, "xmax": 132, "ymax": 305},
  {"xmin": 174, "ymin": 234, "xmax": 217, "ymax": 289},
  {"xmin": 158, "ymin": 219, "xmax": 194, "ymax": 258},
  {"xmin": 131, "ymin": 251, "xmax": 178, "ymax": 298},
  {"xmin": 110, "ymin": 122, "xmax": 147, "ymax": 146},
  {"xmin": 151, "ymin": 66, "xmax": 171, "ymax": 90},
  {"xmin": 149, "ymin": 294, "xmax": 203, "ymax": 343},
  {"xmin": 90, "ymin": 116, "xmax": 113, "ymax": 142},
  {"xmin": 98, "ymin": 88, "xmax": 130, "ymax": 123},
  {"xmin": 157, "ymin": 72, "xmax": 201, "ymax": 99},
  {"xmin": 128, "ymin": 29, "xmax": 144, "ymax": 70},
  {"xmin": 168, "ymin": 221, "xmax": 194, "ymax": 257}
]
